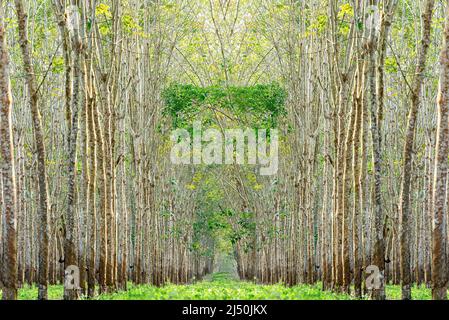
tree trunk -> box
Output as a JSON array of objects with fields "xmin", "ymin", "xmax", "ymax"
[
  {"xmin": 64, "ymin": 4, "xmax": 82, "ymax": 300},
  {"xmin": 14, "ymin": 0, "xmax": 50, "ymax": 300},
  {"xmin": 0, "ymin": 10, "xmax": 18, "ymax": 300},
  {"xmin": 399, "ymin": 0, "xmax": 435, "ymax": 300},
  {"xmin": 368, "ymin": 0, "xmax": 386, "ymax": 299},
  {"xmin": 431, "ymin": 0, "xmax": 449, "ymax": 300}
]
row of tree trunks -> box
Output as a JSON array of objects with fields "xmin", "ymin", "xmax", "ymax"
[
  {"xmin": 14, "ymin": 0, "xmax": 51, "ymax": 301},
  {"xmin": 0, "ymin": 4, "xmax": 18, "ymax": 300}
]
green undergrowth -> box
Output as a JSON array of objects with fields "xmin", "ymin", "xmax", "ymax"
[
  {"xmin": 13, "ymin": 273, "xmax": 435, "ymax": 300},
  {"xmin": 17, "ymin": 284, "xmax": 64, "ymax": 300},
  {"xmin": 95, "ymin": 272, "xmax": 352, "ymax": 300},
  {"xmin": 385, "ymin": 284, "xmax": 434, "ymax": 300}
]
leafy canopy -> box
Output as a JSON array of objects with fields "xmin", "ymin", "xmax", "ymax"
[{"xmin": 162, "ymin": 83, "xmax": 287, "ymax": 129}]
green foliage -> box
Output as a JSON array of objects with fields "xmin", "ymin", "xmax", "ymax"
[
  {"xmin": 338, "ymin": 3, "xmax": 354, "ymax": 19},
  {"xmin": 51, "ymin": 56, "xmax": 65, "ymax": 74},
  {"xmin": 16, "ymin": 285, "xmax": 64, "ymax": 300},
  {"xmin": 12, "ymin": 278, "xmax": 440, "ymax": 300},
  {"xmin": 95, "ymin": 274, "xmax": 354, "ymax": 300},
  {"xmin": 96, "ymin": 3, "xmax": 112, "ymax": 36},
  {"xmin": 385, "ymin": 56, "xmax": 398, "ymax": 74},
  {"xmin": 162, "ymin": 83, "xmax": 287, "ymax": 129},
  {"xmin": 122, "ymin": 14, "xmax": 142, "ymax": 34},
  {"xmin": 337, "ymin": 3, "xmax": 353, "ymax": 36},
  {"xmin": 385, "ymin": 284, "xmax": 434, "ymax": 300},
  {"xmin": 309, "ymin": 14, "xmax": 328, "ymax": 34},
  {"xmin": 96, "ymin": 3, "xmax": 112, "ymax": 18}
]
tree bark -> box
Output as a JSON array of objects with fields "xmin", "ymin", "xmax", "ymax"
[
  {"xmin": 368, "ymin": 0, "xmax": 386, "ymax": 300},
  {"xmin": 399, "ymin": 0, "xmax": 435, "ymax": 300},
  {"xmin": 0, "ymin": 9, "xmax": 18, "ymax": 300},
  {"xmin": 64, "ymin": 3, "xmax": 83, "ymax": 300},
  {"xmin": 431, "ymin": 0, "xmax": 449, "ymax": 300},
  {"xmin": 14, "ymin": 0, "xmax": 50, "ymax": 300}
]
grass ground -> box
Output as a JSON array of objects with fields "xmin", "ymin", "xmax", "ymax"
[{"xmin": 13, "ymin": 272, "xmax": 435, "ymax": 300}]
